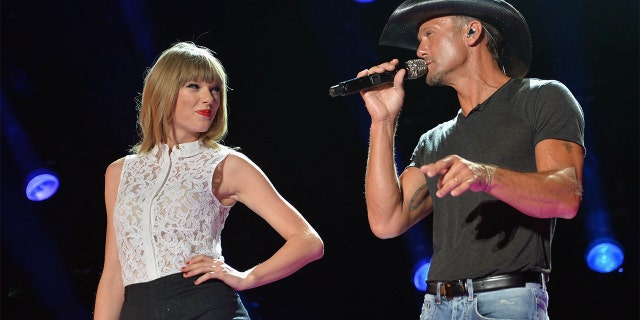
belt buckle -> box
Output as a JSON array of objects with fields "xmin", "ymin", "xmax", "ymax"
[{"xmin": 440, "ymin": 280, "xmax": 466, "ymax": 298}]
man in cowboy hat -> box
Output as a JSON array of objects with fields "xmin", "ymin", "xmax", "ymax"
[{"xmin": 356, "ymin": 0, "xmax": 585, "ymax": 319}]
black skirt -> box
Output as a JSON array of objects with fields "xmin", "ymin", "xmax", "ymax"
[{"xmin": 120, "ymin": 272, "xmax": 251, "ymax": 320}]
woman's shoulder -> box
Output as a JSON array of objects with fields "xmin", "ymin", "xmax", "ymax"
[
  {"xmin": 224, "ymin": 148, "xmax": 246, "ymax": 159},
  {"xmin": 220, "ymin": 149, "xmax": 262, "ymax": 173},
  {"xmin": 104, "ymin": 156, "xmax": 126, "ymax": 186},
  {"xmin": 105, "ymin": 156, "xmax": 125, "ymax": 175}
]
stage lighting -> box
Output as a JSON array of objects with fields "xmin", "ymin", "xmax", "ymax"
[
  {"xmin": 585, "ymin": 238, "xmax": 624, "ymax": 273},
  {"xmin": 354, "ymin": 0, "xmax": 375, "ymax": 3},
  {"xmin": 412, "ymin": 259, "xmax": 431, "ymax": 291},
  {"xmin": 24, "ymin": 169, "xmax": 59, "ymax": 201}
]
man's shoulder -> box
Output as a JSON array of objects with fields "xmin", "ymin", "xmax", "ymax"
[{"xmin": 518, "ymin": 77, "xmax": 565, "ymax": 89}]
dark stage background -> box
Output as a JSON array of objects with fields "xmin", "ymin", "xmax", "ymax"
[{"xmin": 1, "ymin": 0, "xmax": 638, "ymax": 319}]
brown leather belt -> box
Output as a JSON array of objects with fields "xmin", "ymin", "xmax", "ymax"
[{"xmin": 426, "ymin": 272, "xmax": 547, "ymax": 298}]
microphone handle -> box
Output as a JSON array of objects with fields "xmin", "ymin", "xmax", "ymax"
[{"xmin": 329, "ymin": 72, "xmax": 396, "ymax": 97}]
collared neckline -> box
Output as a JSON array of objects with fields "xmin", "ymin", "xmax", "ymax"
[{"xmin": 151, "ymin": 140, "xmax": 208, "ymax": 158}]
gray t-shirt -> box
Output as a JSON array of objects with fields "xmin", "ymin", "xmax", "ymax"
[{"xmin": 409, "ymin": 78, "xmax": 585, "ymax": 281}]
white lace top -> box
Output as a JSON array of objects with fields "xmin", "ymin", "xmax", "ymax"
[{"xmin": 113, "ymin": 140, "xmax": 233, "ymax": 287}]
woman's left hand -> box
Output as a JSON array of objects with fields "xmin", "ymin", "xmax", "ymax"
[{"xmin": 181, "ymin": 254, "xmax": 247, "ymax": 289}]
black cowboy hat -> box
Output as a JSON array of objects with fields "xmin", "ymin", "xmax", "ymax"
[{"xmin": 379, "ymin": 0, "xmax": 531, "ymax": 78}]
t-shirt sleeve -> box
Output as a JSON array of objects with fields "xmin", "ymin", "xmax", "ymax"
[
  {"xmin": 531, "ymin": 80, "xmax": 586, "ymax": 152},
  {"xmin": 408, "ymin": 132, "xmax": 429, "ymax": 168}
]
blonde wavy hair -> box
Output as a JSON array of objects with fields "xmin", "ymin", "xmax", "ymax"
[{"xmin": 131, "ymin": 41, "xmax": 229, "ymax": 154}]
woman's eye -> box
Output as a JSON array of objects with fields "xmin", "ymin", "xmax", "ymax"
[
  {"xmin": 211, "ymin": 86, "xmax": 221, "ymax": 93},
  {"xmin": 186, "ymin": 83, "xmax": 200, "ymax": 89}
]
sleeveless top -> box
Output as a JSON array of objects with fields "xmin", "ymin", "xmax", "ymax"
[{"xmin": 113, "ymin": 140, "xmax": 233, "ymax": 287}]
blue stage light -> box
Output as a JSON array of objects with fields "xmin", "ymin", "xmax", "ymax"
[
  {"xmin": 353, "ymin": 0, "xmax": 375, "ymax": 3},
  {"xmin": 412, "ymin": 259, "xmax": 430, "ymax": 291},
  {"xmin": 585, "ymin": 239, "xmax": 624, "ymax": 273},
  {"xmin": 25, "ymin": 169, "xmax": 59, "ymax": 201}
]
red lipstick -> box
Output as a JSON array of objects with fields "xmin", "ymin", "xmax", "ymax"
[{"xmin": 196, "ymin": 109, "xmax": 212, "ymax": 117}]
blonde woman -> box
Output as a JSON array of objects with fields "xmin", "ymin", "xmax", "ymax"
[{"xmin": 94, "ymin": 42, "xmax": 324, "ymax": 319}]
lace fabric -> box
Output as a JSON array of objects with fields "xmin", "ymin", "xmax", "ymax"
[{"xmin": 113, "ymin": 141, "xmax": 233, "ymax": 286}]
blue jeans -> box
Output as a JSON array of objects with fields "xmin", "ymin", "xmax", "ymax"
[{"xmin": 419, "ymin": 279, "xmax": 549, "ymax": 320}]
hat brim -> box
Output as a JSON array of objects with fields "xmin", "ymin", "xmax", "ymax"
[{"xmin": 379, "ymin": 0, "xmax": 531, "ymax": 78}]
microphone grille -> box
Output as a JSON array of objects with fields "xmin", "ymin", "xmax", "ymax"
[{"xmin": 403, "ymin": 59, "xmax": 427, "ymax": 80}]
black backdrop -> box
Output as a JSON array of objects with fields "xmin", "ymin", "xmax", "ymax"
[{"xmin": 2, "ymin": 0, "xmax": 638, "ymax": 319}]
